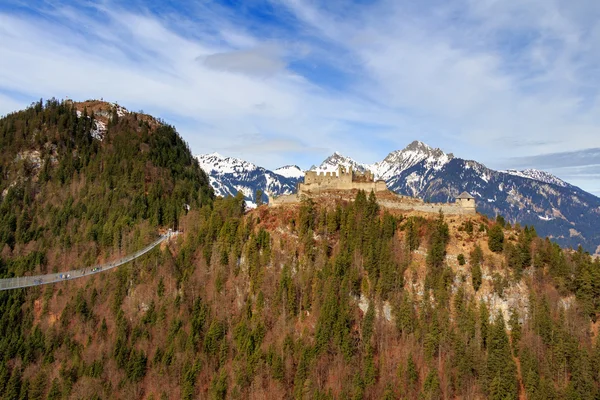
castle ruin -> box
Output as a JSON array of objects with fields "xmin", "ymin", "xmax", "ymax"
[
  {"xmin": 298, "ymin": 165, "xmax": 388, "ymax": 195},
  {"xmin": 456, "ymin": 191, "xmax": 476, "ymax": 212},
  {"xmin": 269, "ymin": 166, "xmax": 476, "ymax": 215}
]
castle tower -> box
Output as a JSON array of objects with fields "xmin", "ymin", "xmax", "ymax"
[{"xmin": 456, "ymin": 192, "xmax": 476, "ymax": 211}]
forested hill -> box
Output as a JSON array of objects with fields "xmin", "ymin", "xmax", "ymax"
[
  {"xmin": 0, "ymin": 182, "xmax": 600, "ymax": 398},
  {"xmin": 0, "ymin": 98, "xmax": 213, "ymax": 272},
  {"xmin": 3, "ymin": 100, "xmax": 600, "ymax": 400}
]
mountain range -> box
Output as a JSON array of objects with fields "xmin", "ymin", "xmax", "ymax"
[{"xmin": 197, "ymin": 141, "xmax": 600, "ymax": 253}]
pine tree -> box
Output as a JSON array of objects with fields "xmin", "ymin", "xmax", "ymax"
[
  {"xmin": 479, "ymin": 302, "xmax": 489, "ymax": 350},
  {"xmin": 28, "ymin": 370, "xmax": 46, "ymax": 400},
  {"xmin": 406, "ymin": 356, "xmax": 418, "ymax": 392},
  {"xmin": 488, "ymin": 224, "xmax": 505, "ymax": 253},
  {"xmin": 487, "ymin": 313, "xmax": 518, "ymax": 400},
  {"xmin": 4, "ymin": 368, "xmax": 22, "ymax": 400},
  {"xmin": 362, "ymin": 302, "xmax": 376, "ymax": 347},
  {"xmin": 255, "ymin": 189, "xmax": 264, "ymax": 207},
  {"xmin": 405, "ymin": 218, "xmax": 420, "ymax": 251},
  {"xmin": 426, "ymin": 211, "xmax": 449, "ymax": 270},
  {"xmin": 472, "ymin": 262, "xmax": 482, "ymax": 292},
  {"xmin": 508, "ymin": 308, "xmax": 522, "ymax": 355},
  {"xmin": 394, "ymin": 293, "xmax": 415, "ymax": 336},
  {"xmin": 422, "ymin": 370, "xmax": 441, "ymax": 400},
  {"xmin": 470, "ymin": 244, "xmax": 484, "ymax": 266},
  {"xmin": 571, "ymin": 348, "xmax": 596, "ymax": 400},
  {"xmin": 46, "ymin": 379, "xmax": 61, "ymax": 400}
]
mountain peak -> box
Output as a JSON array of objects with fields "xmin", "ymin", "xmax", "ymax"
[
  {"xmin": 404, "ymin": 140, "xmax": 432, "ymax": 152},
  {"xmin": 196, "ymin": 153, "xmax": 257, "ymax": 175},
  {"xmin": 208, "ymin": 151, "xmax": 225, "ymax": 159},
  {"xmin": 504, "ymin": 169, "xmax": 569, "ymax": 187},
  {"xmin": 325, "ymin": 151, "xmax": 350, "ymax": 162},
  {"xmin": 373, "ymin": 141, "xmax": 452, "ymax": 176},
  {"xmin": 399, "ymin": 140, "xmax": 452, "ymax": 159},
  {"xmin": 314, "ymin": 152, "xmax": 368, "ymax": 174},
  {"xmin": 274, "ymin": 165, "xmax": 304, "ymax": 179}
]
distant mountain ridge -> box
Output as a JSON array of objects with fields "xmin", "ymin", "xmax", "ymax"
[
  {"xmin": 197, "ymin": 141, "xmax": 600, "ymax": 252},
  {"xmin": 196, "ymin": 153, "xmax": 300, "ymax": 206}
]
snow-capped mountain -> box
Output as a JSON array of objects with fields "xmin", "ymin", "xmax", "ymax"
[
  {"xmin": 503, "ymin": 169, "xmax": 570, "ymax": 188},
  {"xmin": 274, "ymin": 165, "xmax": 304, "ymax": 179},
  {"xmin": 368, "ymin": 141, "xmax": 455, "ymax": 196},
  {"xmin": 370, "ymin": 141, "xmax": 454, "ymax": 181},
  {"xmin": 196, "ymin": 153, "xmax": 303, "ymax": 205},
  {"xmin": 311, "ymin": 152, "xmax": 369, "ymax": 174},
  {"xmin": 197, "ymin": 142, "xmax": 600, "ymax": 252}
]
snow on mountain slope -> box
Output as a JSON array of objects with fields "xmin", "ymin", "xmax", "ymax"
[
  {"xmin": 504, "ymin": 169, "xmax": 570, "ymax": 188},
  {"xmin": 311, "ymin": 152, "xmax": 369, "ymax": 174},
  {"xmin": 196, "ymin": 153, "xmax": 303, "ymax": 205},
  {"xmin": 370, "ymin": 141, "xmax": 454, "ymax": 181},
  {"xmin": 197, "ymin": 153, "xmax": 258, "ymax": 175},
  {"xmin": 197, "ymin": 142, "xmax": 600, "ymax": 252},
  {"xmin": 274, "ymin": 165, "xmax": 304, "ymax": 179}
]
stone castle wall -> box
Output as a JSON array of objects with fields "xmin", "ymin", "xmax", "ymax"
[
  {"xmin": 270, "ymin": 193, "xmax": 476, "ymax": 215},
  {"xmin": 298, "ymin": 179, "xmax": 387, "ymax": 194},
  {"xmin": 269, "ymin": 165, "xmax": 476, "ymax": 215},
  {"xmin": 377, "ymin": 200, "xmax": 477, "ymax": 215},
  {"xmin": 299, "ymin": 166, "xmax": 386, "ymax": 194},
  {"xmin": 457, "ymin": 197, "xmax": 476, "ymax": 210}
]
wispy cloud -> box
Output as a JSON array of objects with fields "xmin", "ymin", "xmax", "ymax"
[
  {"xmin": 201, "ymin": 45, "xmax": 286, "ymax": 78},
  {"xmin": 0, "ymin": 0, "xmax": 599, "ymax": 192},
  {"xmin": 510, "ymin": 148, "xmax": 600, "ymax": 169}
]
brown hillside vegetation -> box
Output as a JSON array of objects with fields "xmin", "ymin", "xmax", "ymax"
[
  {"xmin": 2, "ymin": 191, "xmax": 600, "ymax": 399},
  {"xmin": 2, "ymin": 100, "xmax": 600, "ymax": 399}
]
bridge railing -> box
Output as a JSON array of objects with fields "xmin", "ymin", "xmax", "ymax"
[{"xmin": 0, "ymin": 234, "xmax": 172, "ymax": 291}]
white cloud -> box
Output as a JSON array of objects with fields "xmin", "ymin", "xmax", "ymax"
[
  {"xmin": 202, "ymin": 45, "xmax": 286, "ymax": 77},
  {"xmin": 276, "ymin": 0, "xmax": 600, "ymax": 174},
  {"xmin": 0, "ymin": 0, "xmax": 600, "ymax": 192}
]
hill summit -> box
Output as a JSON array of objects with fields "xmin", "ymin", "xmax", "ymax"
[
  {"xmin": 198, "ymin": 142, "xmax": 600, "ymax": 253},
  {"xmin": 1, "ymin": 99, "xmax": 600, "ymax": 399},
  {"xmin": 0, "ymin": 98, "xmax": 213, "ymax": 259}
]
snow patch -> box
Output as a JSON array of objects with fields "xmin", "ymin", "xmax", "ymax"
[
  {"xmin": 274, "ymin": 165, "xmax": 304, "ymax": 179},
  {"xmin": 196, "ymin": 153, "xmax": 258, "ymax": 174},
  {"xmin": 312, "ymin": 152, "xmax": 369, "ymax": 175},
  {"xmin": 111, "ymin": 103, "xmax": 129, "ymax": 117},
  {"xmin": 504, "ymin": 169, "xmax": 568, "ymax": 187},
  {"xmin": 91, "ymin": 120, "xmax": 106, "ymax": 141}
]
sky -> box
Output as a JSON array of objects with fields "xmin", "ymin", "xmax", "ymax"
[{"xmin": 1, "ymin": 0, "xmax": 600, "ymax": 194}]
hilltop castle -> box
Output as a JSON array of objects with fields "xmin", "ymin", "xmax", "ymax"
[
  {"xmin": 269, "ymin": 166, "xmax": 476, "ymax": 215},
  {"xmin": 298, "ymin": 165, "xmax": 388, "ymax": 195}
]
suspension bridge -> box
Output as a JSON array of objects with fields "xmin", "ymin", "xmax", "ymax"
[{"xmin": 0, "ymin": 230, "xmax": 179, "ymax": 291}]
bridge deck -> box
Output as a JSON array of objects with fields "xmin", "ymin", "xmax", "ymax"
[{"xmin": 0, "ymin": 232, "xmax": 177, "ymax": 291}]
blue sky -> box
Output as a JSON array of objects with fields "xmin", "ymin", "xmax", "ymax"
[{"xmin": 1, "ymin": 0, "xmax": 600, "ymax": 194}]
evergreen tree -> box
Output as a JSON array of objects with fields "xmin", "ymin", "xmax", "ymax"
[
  {"xmin": 255, "ymin": 189, "xmax": 264, "ymax": 207},
  {"xmin": 422, "ymin": 370, "xmax": 441, "ymax": 400},
  {"xmin": 46, "ymin": 379, "xmax": 61, "ymax": 400},
  {"xmin": 488, "ymin": 224, "xmax": 505, "ymax": 253},
  {"xmin": 426, "ymin": 211, "xmax": 449, "ymax": 270},
  {"xmin": 479, "ymin": 302, "xmax": 490, "ymax": 350},
  {"xmin": 508, "ymin": 308, "xmax": 521, "ymax": 354},
  {"xmin": 405, "ymin": 217, "xmax": 420, "ymax": 251},
  {"xmin": 472, "ymin": 262, "xmax": 482, "ymax": 292},
  {"xmin": 4, "ymin": 368, "xmax": 22, "ymax": 400},
  {"xmin": 487, "ymin": 313, "xmax": 518, "ymax": 400}
]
